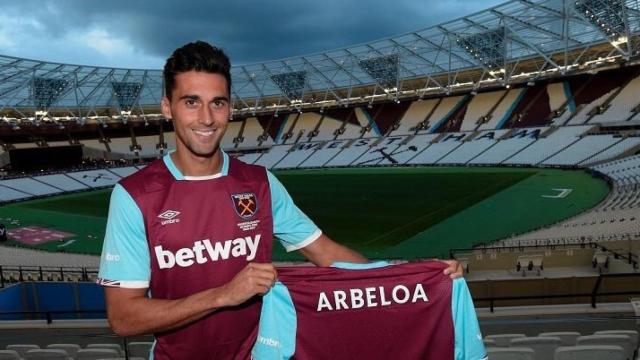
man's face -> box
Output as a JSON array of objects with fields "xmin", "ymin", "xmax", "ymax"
[{"xmin": 161, "ymin": 71, "xmax": 230, "ymax": 159}]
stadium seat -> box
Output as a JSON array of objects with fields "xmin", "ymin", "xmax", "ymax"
[
  {"xmin": 75, "ymin": 349, "xmax": 120, "ymax": 360},
  {"xmin": 510, "ymin": 337, "xmax": 563, "ymax": 360},
  {"xmin": 594, "ymin": 330, "xmax": 639, "ymax": 351},
  {"xmin": 553, "ymin": 345, "xmax": 626, "ymax": 360},
  {"xmin": 126, "ymin": 342, "xmax": 153, "ymax": 358},
  {"xmin": 0, "ymin": 350, "xmax": 21, "ymax": 360},
  {"xmin": 485, "ymin": 334, "xmax": 526, "ymax": 347},
  {"xmin": 576, "ymin": 334, "xmax": 634, "ymax": 360},
  {"xmin": 539, "ymin": 332, "xmax": 581, "ymax": 346},
  {"xmin": 45, "ymin": 344, "xmax": 80, "ymax": 358},
  {"xmin": 84, "ymin": 344, "xmax": 122, "ymax": 356},
  {"xmin": 6, "ymin": 345, "xmax": 39, "ymax": 359},
  {"xmin": 486, "ymin": 347, "xmax": 535, "ymax": 360},
  {"xmin": 24, "ymin": 349, "xmax": 70, "ymax": 360}
]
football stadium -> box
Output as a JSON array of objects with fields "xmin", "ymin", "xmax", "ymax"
[{"xmin": 1, "ymin": 0, "xmax": 640, "ymax": 358}]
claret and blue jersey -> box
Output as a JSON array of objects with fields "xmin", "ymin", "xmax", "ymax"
[
  {"xmin": 97, "ymin": 150, "xmax": 322, "ymax": 360},
  {"xmin": 253, "ymin": 261, "xmax": 487, "ymax": 360}
]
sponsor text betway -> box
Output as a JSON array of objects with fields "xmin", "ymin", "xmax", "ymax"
[{"xmin": 155, "ymin": 234, "xmax": 261, "ymax": 269}]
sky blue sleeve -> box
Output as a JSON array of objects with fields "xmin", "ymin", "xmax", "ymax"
[
  {"xmin": 252, "ymin": 282, "xmax": 297, "ymax": 360},
  {"xmin": 452, "ymin": 278, "xmax": 487, "ymax": 360},
  {"xmin": 97, "ymin": 184, "xmax": 150, "ymax": 288},
  {"xmin": 268, "ymin": 171, "xmax": 322, "ymax": 252}
]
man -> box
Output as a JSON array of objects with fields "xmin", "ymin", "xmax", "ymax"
[{"xmin": 98, "ymin": 41, "xmax": 462, "ymax": 359}]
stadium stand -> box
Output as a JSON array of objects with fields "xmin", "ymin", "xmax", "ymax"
[
  {"xmin": 542, "ymin": 135, "xmax": 622, "ymax": 166},
  {"xmin": 106, "ymin": 137, "xmax": 134, "ymax": 158},
  {"xmin": 324, "ymin": 138, "xmax": 377, "ymax": 167},
  {"xmin": 438, "ymin": 130, "xmax": 509, "ymax": 164},
  {"xmin": 130, "ymin": 135, "xmax": 157, "ymax": 158},
  {"xmin": 503, "ymin": 126, "xmax": 592, "ymax": 165},
  {"xmin": 252, "ymin": 144, "xmax": 292, "ymax": 168},
  {"xmin": 311, "ymin": 116, "xmax": 344, "ymax": 142},
  {"xmin": 478, "ymin": 88, "xmax": 523, "ymax": 131},
  {"xmin": 407, "ymin": 133, "xmax": 465, "ymax": 164},
  {"xmin": 377, "ymin": 134, "xmax": 437, "ymax": 165},
  {"xmin": 235, "ymin": 117, "xmax": 265, "ymax": 148},
  {"xmin": 388, "ymin": 98, "xmax": 438, "ymax": 136},
  {"xmin": 220, "ymin": 120, "xmax": 242, "ymax": 149},
  {"xmin": 297, "ymin": 139, "xmax": 349, "ymax": 168},
  {"xmin": 460, "ymin": 91, "xmax": 505, "ymax": 132},
  {"xmin": 592, "ymin": 74, "xmax": 640, "ymax": 123},
  {"xmin": 274, "ymin": 141, "xmax": 324, "ymax": 169},
  {"xmin": 468, "ymin": 128, "xmax": 543, "ymax": 164}
]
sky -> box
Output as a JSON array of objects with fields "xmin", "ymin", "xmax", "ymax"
[{"xmin": 0, "ymin": 0, "xmax": 505, "ymax": 69}]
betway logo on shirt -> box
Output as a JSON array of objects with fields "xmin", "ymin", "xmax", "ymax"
[
  {"xmin": 317, "ymin": 283, "xmax": 429, "ymax": 312},
  {"xmin": 154, "ymin": 234, "xmax": 261, "ymax": 269}
]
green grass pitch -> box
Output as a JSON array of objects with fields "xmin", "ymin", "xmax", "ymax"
[{"xmin": 0, "ymin": 167, "xmax": 609, "ymax": 261}]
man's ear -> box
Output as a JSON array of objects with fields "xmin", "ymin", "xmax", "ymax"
[{"xmin": 161, "ymin": 96, "xmax": 172, "ymax": 120}]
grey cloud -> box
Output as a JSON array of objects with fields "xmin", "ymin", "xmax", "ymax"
[{"xmin": 3, "ymin": 0, "xmax": 505, "ymax": 66}]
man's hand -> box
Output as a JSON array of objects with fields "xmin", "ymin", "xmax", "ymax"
[
  {"xmin": 441, "ymin": 259, "xmax": 464, "ymax": 279},
  {"xmin": 218, "ymin": 263, "xmax": 278, "ymax": 307}
]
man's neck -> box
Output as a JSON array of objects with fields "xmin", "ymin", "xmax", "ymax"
[{"xmin": 171, "ymin": 149, "xmax": 222, "ymax": 177}]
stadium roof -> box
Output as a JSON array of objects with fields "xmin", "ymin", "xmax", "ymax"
[{"xmin": 0, "ymin": 0, "xmax": 639, "ymax": 120}]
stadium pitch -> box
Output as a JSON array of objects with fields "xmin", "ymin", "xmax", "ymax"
[{"xmin": 0, "ymin": 167, "xmax": 608, "ymax": 261}]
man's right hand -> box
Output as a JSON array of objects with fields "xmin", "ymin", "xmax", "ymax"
[{"xmin": 218, "ymin": 263, "xmax": 278, "ymax": 307}]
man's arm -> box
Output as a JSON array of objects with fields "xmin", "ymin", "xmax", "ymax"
[
  {"xmin": 298, "ymin": 234, "xmax": 463, "ymax": 279},
  {"xmin": 298, "ymin": 233, "xmax": 368, "ymax": 267},
  {"xmin": 105, "ymin": 262, "xmax": 277, "ymax": 337}
]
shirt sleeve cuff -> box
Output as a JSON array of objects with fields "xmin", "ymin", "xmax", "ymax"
[
  {"xmin": 281, "ymin": 229, "xmax": 322, "ymax": 252},
  {"xmin": 97, "ymin": 278, "xmax": 149, "ymax": 289}
]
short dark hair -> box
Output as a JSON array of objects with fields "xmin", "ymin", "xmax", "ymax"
[{"xmin": 163, "ymin": 41, "xmax": 232, "ymax": 99}]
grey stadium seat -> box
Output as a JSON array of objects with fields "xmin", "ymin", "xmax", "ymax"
[
  {"xmin": 510, "ymin": 337, "xmax": 563, "ymax": 360},
  {"xmin": 554, "ymin": 345, "xmax": 626, "ymax": 360},
  {"xmin": 594, "ymin": 330, "xmax": 639, "ymax": 353},
  {"xmin": 539, "ymin": 332, "xmax": 581, "ymax": 346},
  {"xmin": 485, "ymin": 333, "xmax": 526, "ymax": 347},
  {"xmin": 0, "ymin": 350, "xmax": 21, "ymax": 360},
  {"xmin": 24, "ymin": 349, "xmax": 71, "ymax": 360},
  {"xmin": 6, "ymin": 345, "xmax": 39, "ymax": 359},
  {"xmin": 487, "ymin": 347, "xmax": 535, "ymax": 360},
  {"xmin": 127, "ymin": 342, "xmax": 153, "ymax": 358},
  {"xmin": 84, "ymin": 344, "xmax": 122, "ymax": 356},
  {"xmin": 45, "ymin": 345, "xmax": 80, "ymax": 358},
  {"xmin": 576, "ymin": 334, "xmax": 634, "ymax": 360},
  {"xmin": 75, "ymin": 349, "xmax": 120, "ymax": 360}
]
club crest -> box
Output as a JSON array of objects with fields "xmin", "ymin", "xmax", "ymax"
[{"xmin": 231, "ymin": 193, "xmax": 258, "ymax": 219}]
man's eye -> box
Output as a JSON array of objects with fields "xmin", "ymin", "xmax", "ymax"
[{"xmin": 186, "ymin": 99, "xmax": 198, "ymax": 106}]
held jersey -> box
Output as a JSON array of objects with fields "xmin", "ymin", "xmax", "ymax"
[
  {"xmin": 98, "ymin": 152, "xmax": 321, "ymax": 360},
  {"xmin": 253, "ymin": 261, "xmax": 487, "ymax": 360}
]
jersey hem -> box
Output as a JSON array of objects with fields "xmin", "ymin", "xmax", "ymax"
[{"xmin": 283, "ymin": 229, "xmax": 322, "ymax": 252}]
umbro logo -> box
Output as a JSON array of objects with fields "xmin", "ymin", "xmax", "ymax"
[{"xmin": 158, "ymin": 210, "xmax": 181, "ymax": 225}]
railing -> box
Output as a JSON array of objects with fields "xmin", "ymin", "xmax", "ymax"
[
  {"xmin": 450, "ymin": 241, "xmax": 639, "ymax": 269},
  {"xmin": 474, "ymin": 272, "xmax": 640, "ymax": 312},
  {"xmin": 0, "ymin": 265, "xmax": 99, "ymax": 287}
]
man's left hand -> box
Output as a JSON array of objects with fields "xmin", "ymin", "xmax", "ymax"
[{"xmin": 441, "ymin": 260, "xmax": 464, "ymax": 279}]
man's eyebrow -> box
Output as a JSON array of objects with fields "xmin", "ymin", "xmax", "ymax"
[
  {"xmin": 211, "ymin": 96, "xmax": 229, "ymax": 102},
  {"xmin": 179, "ymin": 94, "xmax": 200, "ymax": 101}
]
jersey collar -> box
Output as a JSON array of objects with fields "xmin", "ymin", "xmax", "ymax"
[{"xmin": 162, "ymin": 149, "xmax": 229, "ymax": 181}]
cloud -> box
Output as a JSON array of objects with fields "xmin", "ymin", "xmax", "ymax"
[{"xmin": 0, "ymin": 0, "xmax": 505, "ymax": 68}]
